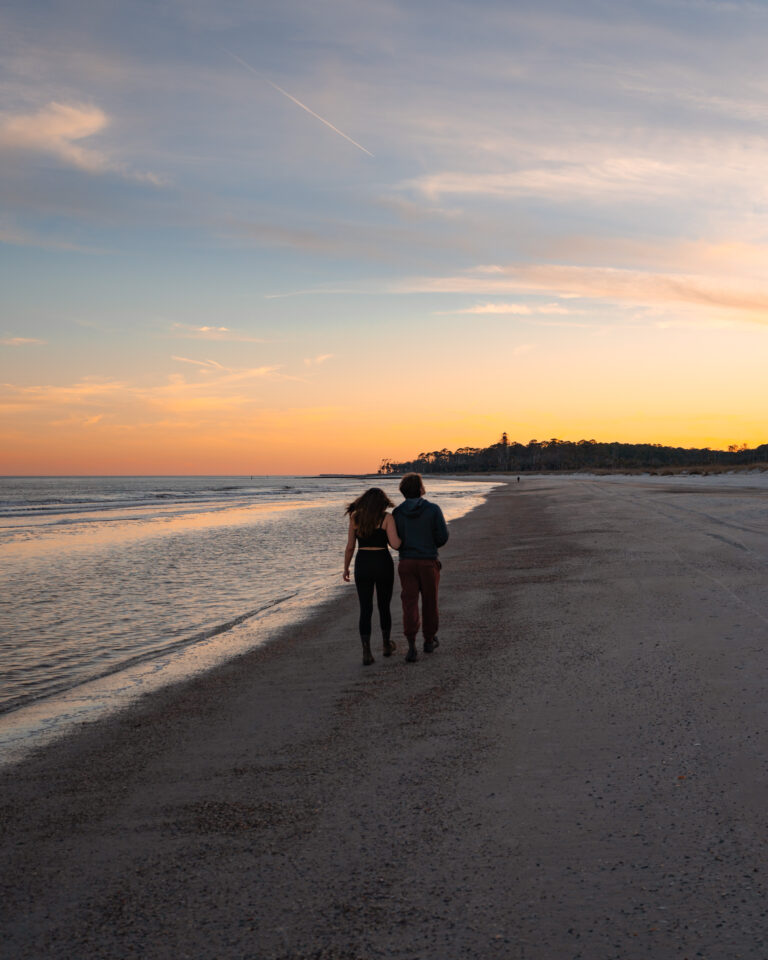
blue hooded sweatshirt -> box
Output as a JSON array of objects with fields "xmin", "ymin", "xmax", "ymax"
[{"xmin": 393, "ymin": 497, "xmax": 449, "ymax": 559}]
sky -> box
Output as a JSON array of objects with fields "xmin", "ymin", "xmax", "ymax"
[{"xmin": 1, "ymin": 0, "xmax": 767, "ymax": 475}]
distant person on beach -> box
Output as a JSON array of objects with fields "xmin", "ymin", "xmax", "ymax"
[
  {"xmin": 344, "ymin": 488, "xmax": 401, "ymax": 666},
  {"xmin": 393, "ymin": 473, "xmax": 449, "ymax": 663}
]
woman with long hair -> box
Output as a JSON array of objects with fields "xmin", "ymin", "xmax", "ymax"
[{"xmin": 343, "ymin": 487, "xmax": 401, "ymax": 665}]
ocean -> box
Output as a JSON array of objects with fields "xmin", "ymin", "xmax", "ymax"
[{"xmin": 0, "ymin": 475, "xmax": 498, "ymax": 763}]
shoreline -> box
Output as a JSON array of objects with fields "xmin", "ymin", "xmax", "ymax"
[
  {"xmin": 0, "ymin": 578, "xmax": 338, "ymax": 765},
  {"xmin": 3, "ymin": 477, "xmax": 768, "ymax": 958},
  {"xmin": 0, "ymin": 476, "xmax": 494, "ymax": 765}
]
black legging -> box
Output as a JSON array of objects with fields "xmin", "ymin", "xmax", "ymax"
[{"xmin": 354, "ymin": 550, "xmax": 394, "ymax": 638}]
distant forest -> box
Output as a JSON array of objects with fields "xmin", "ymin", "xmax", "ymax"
[{"xmin": 378, "ymin": 434, "xmax": 768, "ymax": 475}]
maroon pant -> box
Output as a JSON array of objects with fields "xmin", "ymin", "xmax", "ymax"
[{"xmin": 398, "ymin": 557, "xmax": 441, "ymax": 641}]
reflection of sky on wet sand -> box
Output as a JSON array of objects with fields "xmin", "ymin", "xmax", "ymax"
[
  {"xmin": 2, "ymin": 496, "xmax": 355, "ymax": 715},
  {"xmin": 0, "ymin": 583, "xmax": 328, "ymax": 767},
  {"xmin": 0, "ymin": 476, "xmax": 497, "ymax": 766}
]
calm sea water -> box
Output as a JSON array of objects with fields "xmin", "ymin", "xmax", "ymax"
[{"xmin": 0, "ymin": 476, "xmax": 496, "ymax": 726}]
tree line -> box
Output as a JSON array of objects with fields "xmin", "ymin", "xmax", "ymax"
[{"xmin": 378, "ymin": 434, "xmax": 768, "ymax": 474}]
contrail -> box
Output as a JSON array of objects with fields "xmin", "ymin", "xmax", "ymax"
[{"xmin": 226, "ymin": 51, "xmax": 374, "ymax": 158}]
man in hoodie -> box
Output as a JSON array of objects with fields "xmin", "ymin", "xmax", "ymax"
[{"xmin": 393, "ymin": 473, "xmax": 449, "ymax": 663}]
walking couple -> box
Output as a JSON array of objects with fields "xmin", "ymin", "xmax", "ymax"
[{"xmin": 343, "ymin": 473, "xmax": 448, "ymax": 665}]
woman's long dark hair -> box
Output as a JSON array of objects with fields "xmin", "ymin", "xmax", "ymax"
[{"xmin": 345, "ymin": 487, "xmax": 394, "ymax": 538}]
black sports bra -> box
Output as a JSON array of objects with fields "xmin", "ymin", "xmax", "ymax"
[{"xmin": 357, "ymin": 526, "xmax": 389, "ymax": 548}]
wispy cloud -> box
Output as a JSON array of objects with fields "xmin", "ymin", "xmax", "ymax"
[
  {"xmin": 170, "ymin": 322, "xmax": 268, "ymax": 342},
  {"xmin": 0, "ymin": 359, "xmax": 297, "ymax": 424},
  {"xmin": 0, "ymin": 102, "xmax": 108, "ymax": 171},
  {"xmin": 401, "ymin": 136, "xmax": 768, "ymax": 211},
  {"xmin": 48, "ymin": 412, "xmax": 107, "ymax": 427},
  {"xmin": 171, "ymin": 355, "xmax": 229, "ymax": 370},
  {"xmin": 399, "ymin": 263, "xmax": 768, "ymax": 323},
  {"xmin": 0, "ymin": 102, "xmax": 164, "ymax": 184},
  {"xmin": 170, "ymin": 356, "xmax": 284, "ymax": 383},
  {"xmin": 264, "ymin": 286, "xmax": 359, "ymax": 300},
  {"xmin": 436, "ymin": 302, "xmax": 584, "ymax": 316},
  {"xmin": 620, "ymin": 74, "xmax": 768, "ymax": 125},
  {"xmin": 1, "ymin": 336, "xmax": 46, "ymax": 346},
  {"xmin": 180, "ymin": 325, "xmax": 231, "ymax": 333},
  {"xmin": 303, "ymin": 353, "xmax": 333, "ymax": 366},
  {"xmin": 0, "ymin": 377, "xmax": 128, "ymax": 414},
  {"xmin": 443, "ymin": 302, "xmax": 534, "ymax": 315},
  {"xmin": 405, "ymin": 159, "xmax": 691, "ymax": 202}
]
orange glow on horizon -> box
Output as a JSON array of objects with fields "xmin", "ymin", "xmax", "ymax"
[
  {"xmin": 2, "ymin": 313, "xmax": 766, "ymax": 475},
  {"xmin": 2, "ymin": 411, "xmax": 764, "ymax": 476}
]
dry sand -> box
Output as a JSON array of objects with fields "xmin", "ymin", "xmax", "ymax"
[{"xmin": 2, "ymin": 477, "xmax": 768, "ymax": 959}]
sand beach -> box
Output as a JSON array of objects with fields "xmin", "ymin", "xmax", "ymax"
[{"xmin": 2, "ymin": 476, "xmax": 768, "ymax": 959}]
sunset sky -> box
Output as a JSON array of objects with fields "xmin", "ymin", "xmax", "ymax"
[{"xmin": 2, "ymin": 0, "xmax": 768, "ymax": 474}]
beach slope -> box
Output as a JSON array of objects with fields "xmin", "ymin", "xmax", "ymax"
[{"xmin": 2, "ymin": 477, "xmax": 768, "ymax": 959}]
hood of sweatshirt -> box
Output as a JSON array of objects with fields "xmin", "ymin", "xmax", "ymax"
[{"xmin": 398, "ymin": 497, "xmax": 427, "ymax": 517}]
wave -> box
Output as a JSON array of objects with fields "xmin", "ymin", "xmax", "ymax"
[
  {"xmin": 0, "ymin": 591, "xmax": 299, "ymax": 716},
  {"xmin": 0, "ymin": 479, "xmax": 355, "ymax": 521}
]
